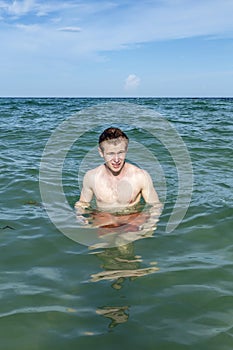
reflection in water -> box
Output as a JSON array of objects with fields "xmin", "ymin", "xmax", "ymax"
[
  {"xmin": 91, "ymin": 243, "xmax": 159, "ymax": 289},
  {"xmin": 96, "ymin": 306, "xmax": 129, "ymax": 329},
  {"xmin": 91, "ymin": 243, "xmax": 159, "ymax": 328},
  {"xmin": 88, "ymin": 206, "xmax": 161, "ymax": 328}
]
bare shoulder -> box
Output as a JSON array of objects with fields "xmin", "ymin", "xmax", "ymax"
[
  {"xmin": 83, "ymin": 165, "xmax": 102, "ymax": 183},
  {"xmin": 126, "ymin": 163, "xmax": 150, "ymax": 178},
  {"xmin": 125, "ymin": 163, "xmax": 153, "ymax": 189}
]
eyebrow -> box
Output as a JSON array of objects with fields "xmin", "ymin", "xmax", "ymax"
[{"xmin": 106, "ymin": 150, "xmax": 125, "ymax": 154}]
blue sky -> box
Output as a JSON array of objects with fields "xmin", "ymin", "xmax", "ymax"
[{"xmin": 0, "ymin": 0, "xmax": 233, "ymax": 97}]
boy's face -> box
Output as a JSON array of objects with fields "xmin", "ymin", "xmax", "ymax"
[{"xmin": 98, "ymin": 139, "xmax": 128, "ymax": 174}]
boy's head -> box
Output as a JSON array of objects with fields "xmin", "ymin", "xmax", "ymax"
[{"xmin": 98, "ymin": 127, "xmax": 129, "ymax": 173}]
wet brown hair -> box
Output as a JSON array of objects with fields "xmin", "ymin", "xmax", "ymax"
[{"xmin": 99, "ymin": 127, "xmax": 129, "ymax": 147}]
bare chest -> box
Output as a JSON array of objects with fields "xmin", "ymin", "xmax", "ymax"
[{"xmin": 94, "ymin": 176, "xmax": 141, "ymax": 206}]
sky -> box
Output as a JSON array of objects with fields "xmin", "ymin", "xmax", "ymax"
[{"xmin": 0, "ymin": 0, "xmax": 233, "ymax": 97}]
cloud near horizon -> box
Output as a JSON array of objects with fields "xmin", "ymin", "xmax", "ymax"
[{"xmin": 124, "ymin": 74, "xmax": 141, "ymax": 91}]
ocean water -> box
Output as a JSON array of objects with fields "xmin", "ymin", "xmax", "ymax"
[{"xmin": 0, "ymin": 97, "xmax": 233, "ymax": 350}]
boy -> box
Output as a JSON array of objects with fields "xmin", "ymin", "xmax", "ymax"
[{"xmin": 75, "ymin": 127, "xmax": 161, "ymax": 228}]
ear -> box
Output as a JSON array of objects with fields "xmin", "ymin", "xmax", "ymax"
[{"xmin": 98, "ymin": 146, "xmax": 104, "ymax": 158}]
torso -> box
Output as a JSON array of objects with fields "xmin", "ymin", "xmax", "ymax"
[{"xmin": 90, "ymin": 163, "xmax": 143, "ymax": 211}]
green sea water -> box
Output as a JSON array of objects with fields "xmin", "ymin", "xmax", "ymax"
[{"xmin": 0, "ymin": 98, "xmax": 233, "ymax": 350}]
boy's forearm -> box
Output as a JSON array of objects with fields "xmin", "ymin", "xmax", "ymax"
[
  {"xmin": 74, "ymin": 201, "xmax": 90, "ymax": 225},
  {"xmin": 149, "ymin": 201, "xmax": 163, "ymax": 216},
  {"xmin": 139, "ymin": 202, "xmax": 163, "ymax": 232}
]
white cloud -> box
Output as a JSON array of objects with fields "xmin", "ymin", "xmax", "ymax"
[
  {"xmin": 58, "ymin": 26, "xmax": 82, "ymax": 32},
  {"xmin": 0, "ymin": 0, "xmax": 233, "ymax": 63},
  {"xmin": 15, "ymin": 23, "xmax": 40, "ymax": 31},
  {"xmin": 124, "ymin": 74, "xmax": 141, "ymax": 90},
  {"xmin": 7, "ymin": 0, "xmax": 35, "ymax": 16},
  {"xmin": 1, "ymin": 1, "xmax": 233, "ymax": 54}
]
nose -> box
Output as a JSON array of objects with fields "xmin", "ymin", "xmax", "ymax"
[{"xmin": 113, "ymin": 153, "xmax": 119, "ymax": 162}]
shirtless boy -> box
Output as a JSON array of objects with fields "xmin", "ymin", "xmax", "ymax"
[{"xmin": 75, "ymin": 127, "xmax": 162, "ymax": 228}]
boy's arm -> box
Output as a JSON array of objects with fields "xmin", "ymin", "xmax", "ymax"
[
  {"xmin": 138, "ymin": 170, "xmax": 163, "ymax": 233},
  {"xmin": 74, "ymin": 172, "xmax": 94, "ymax": 216},
  {"xmin": 141, "ymin": 170, "xmax": 161, "ymax": 206}
]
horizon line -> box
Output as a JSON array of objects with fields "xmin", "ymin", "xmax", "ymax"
[{"xmin": 0, "ymin": 96, "xmax": 232, "ymax": 99}]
